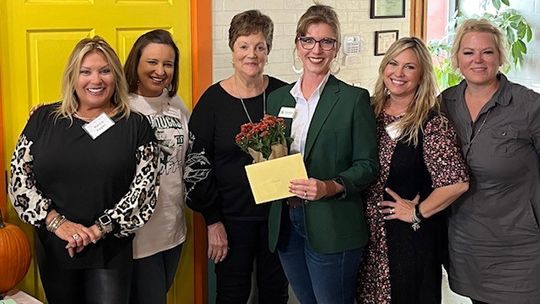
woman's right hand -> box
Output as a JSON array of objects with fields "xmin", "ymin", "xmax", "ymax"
[
  {"xmin": 54, "ymin": 219, "xmax": 99, "ymax": 257},
  {"xmin": 207, "ymin": 222, "xmax": 229, "ymax": 264}
]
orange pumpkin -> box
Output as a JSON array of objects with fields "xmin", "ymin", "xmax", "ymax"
[{"xmin": 0, "ymin": 210, "xmax": 31, "ymax": 293}]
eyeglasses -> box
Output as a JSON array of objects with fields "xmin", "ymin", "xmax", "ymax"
[{"xmin": 297, "ymin": 36, "xmax": 337, "ymax": 51}]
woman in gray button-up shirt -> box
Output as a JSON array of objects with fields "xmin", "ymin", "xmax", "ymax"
[{"xmin": 442, "ymin": 19, "xmax": 540, "ymax": 304}]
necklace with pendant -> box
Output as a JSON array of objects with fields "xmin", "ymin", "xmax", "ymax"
[
  {"xmin": 239, "ymin": 91, "xmax": 266, "ymax": 123},
  {"xmin": 235, "ymin": 77, "xmax": 266, "ymax": 123}
]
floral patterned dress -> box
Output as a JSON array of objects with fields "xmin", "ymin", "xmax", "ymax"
[{"xmin": 357, "ymin": 111, "xmax": 468, "ymax": 304}]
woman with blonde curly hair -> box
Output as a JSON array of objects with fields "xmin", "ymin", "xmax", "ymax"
[
  {"xmin": 357, "ymin": 37, "xmax": 469, "ymax": 304},
  {"xmin": 9, "ymin": 36, "xmax": 159, "ymax": 304}
]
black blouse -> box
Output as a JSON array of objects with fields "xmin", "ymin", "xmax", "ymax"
[{"xmin": 9, "ymin": 103, "xmax": 159, "ymax": 268}]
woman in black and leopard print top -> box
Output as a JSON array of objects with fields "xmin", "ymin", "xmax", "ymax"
[{"xmin": 8, "ymin": 37, "xmax": 159, "ymax": 304}]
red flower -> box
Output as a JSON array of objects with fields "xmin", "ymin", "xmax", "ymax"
[{"xmin": 235, "ymin": 114, "xmax": 292, "ymax": 160}]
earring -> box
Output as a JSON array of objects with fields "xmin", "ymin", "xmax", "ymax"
[
  {"xmin": 292, "ymin": 50, "xmax": 303, "ymax": 74},
  {"xmin": 330, "ymin": 57, "xmax": 341, "ymax": 74}
]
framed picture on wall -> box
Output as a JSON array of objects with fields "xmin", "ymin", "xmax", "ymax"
[
  {"xmin": 374, "ymin": 30, "xmax": 399, "ymax": 56},
  {"xmin": 370, "ymin": 0, "xmax": 405, "ymax": 19}
]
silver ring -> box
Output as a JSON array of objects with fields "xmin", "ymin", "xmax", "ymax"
[
  {"xmin": 390, "ymin": 208, "xmax": 395, "ymax": 214},
  {"xmin": 72, "ymin": 234, "xmax": 80, "ymax": 241},
  {"xmin": 303, "ymin": 191, "xmax": 307, "ymax": 198}
]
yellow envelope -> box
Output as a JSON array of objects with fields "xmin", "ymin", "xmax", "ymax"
[{"xmin": 245, "ymin": 153, "xmax": 308, "ymax": 204}]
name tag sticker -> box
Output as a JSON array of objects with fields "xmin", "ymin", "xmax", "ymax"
[
  {"xmin": 278, "ymin": 107, "xmax": 295, "ymax": 119},
  {"xmin": 82, "ymin": 113, "xmax": 115, "ymax": 139},
  {"xmin": 385, "ymin": 121, "xmax": 402, "ymax": 141}
]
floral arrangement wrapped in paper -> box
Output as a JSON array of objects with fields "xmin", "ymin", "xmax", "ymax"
[{"xmin": 235, "ymin": 114, "xmax": 292, "ymax": 163}]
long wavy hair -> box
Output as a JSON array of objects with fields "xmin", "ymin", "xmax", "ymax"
[
  {"xmin": 372, "ymin": 37, "xmax": 441, "ymax": 146},
  {"xmin": 55, "ymin": 36, "xmax": 130, "ymax": 121}
]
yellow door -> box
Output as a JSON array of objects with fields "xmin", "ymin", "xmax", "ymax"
[{"xmin": 0, "ymin": 0, "xmax": 195, "ymax": 302}]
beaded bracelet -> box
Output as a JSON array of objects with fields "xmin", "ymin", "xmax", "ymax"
[{"xmin": 411, "ymin": 208, "xmax": 421, "ymax": 231}]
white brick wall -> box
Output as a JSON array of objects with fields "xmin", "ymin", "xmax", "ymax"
[{"xmin": 212, "ymin": 0, "xmax": 410, "ymax": 94}]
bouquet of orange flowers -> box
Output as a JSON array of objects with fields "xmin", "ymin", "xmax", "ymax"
[{"xmin": 235, "ymin": 114, "xmax": 291, "ymax": 163}]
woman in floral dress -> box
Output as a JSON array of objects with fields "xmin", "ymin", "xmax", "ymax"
[{"xmin": 357, "ymin": 37, "xmax": 469, "ymax": 304}]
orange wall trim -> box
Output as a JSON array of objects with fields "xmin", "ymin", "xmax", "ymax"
[{"xmin": 191, "ymin": 0, "xmax": 212, "ymax": 303}]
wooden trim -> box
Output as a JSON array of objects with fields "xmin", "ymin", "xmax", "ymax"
[
  {"xmin": 410, "ymin": 0, "xmax": 427, "ymax": 39},
  {"xmin": 191, "ymin": 0, "xmax": 213, "ymax": 103},
  {"xmin": 191, "ymin": 0, "xmax": 212, "ymax": 303}
]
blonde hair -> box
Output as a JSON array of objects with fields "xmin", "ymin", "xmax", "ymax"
[
  {"xmin": 372, "ymin": 37, "xmax": 440, "ymax": 146},
  {"xmin": 56, "ymin": 36, "xmax": 130, "ymax": 121},
  {"xmin": 451, "ymin": 18, "xmax": 509, "ymax": 69},
  {"xmin": 296, "ymin": 3, "xmax": 341, "ymax": 48}
]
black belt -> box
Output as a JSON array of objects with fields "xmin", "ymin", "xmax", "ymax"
[{"xmin": 287, "ymin": 196, "xmax": 306, "ymax": 208}]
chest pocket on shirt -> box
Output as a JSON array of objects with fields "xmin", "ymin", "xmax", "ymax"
[{"xmin": 490, "ymin": 126, "xmax": 519, "ymax": 157}]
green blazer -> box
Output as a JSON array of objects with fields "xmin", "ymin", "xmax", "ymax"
[{"xmin": 267, "ymin": 75, "xmax": 378, "ymax": 254}]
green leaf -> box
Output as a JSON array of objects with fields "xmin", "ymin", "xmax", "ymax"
[
  {"xmin": 517, "ymin": 39, "xmax": 527, "ymax": 53},
  {"xmin": 492, "ymin": 0, "xmax": 501, "ymax": 10},
  {"xmin": 501, "ymin": 0, "xmax": 510, "ymax": 6},
  {"xmin": 517, "ymin": 25, "xmax": 527, "ymax": 39},
  {"xmin": 506, "ymin": 28, "xmax": 515, "ymax": 43},
  {"xmin": 508, "ymin": 14, "xmax": 521, "ymax": 22},
  {"xmin": 526, "ymin": 27, "xmax": 533, "ymax": 42}
]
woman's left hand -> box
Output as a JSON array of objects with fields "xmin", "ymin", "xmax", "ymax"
[
  {"xmin": 289, "ymin": 178, "xmax": 327, "ymax": 201},
  {"xmin": 378, "ymin": 187, "xmax": 419, "ymax": 223}
]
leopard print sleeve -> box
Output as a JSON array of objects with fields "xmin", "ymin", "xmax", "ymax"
[
  {"xmin": 105, "ymin": 141, "xmax": 159, "ymax": 237},
  {"xmin": 9, "ymin": 135, "xmax": 52, "ymax": 227}
]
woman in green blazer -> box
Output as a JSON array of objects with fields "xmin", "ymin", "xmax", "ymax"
[{"xmin": 266, "ymin": 4, "xmax": 378, "ymax": 304}]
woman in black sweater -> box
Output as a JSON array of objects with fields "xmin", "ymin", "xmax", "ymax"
[{"xmin": 184, "ymin": 9, "xmax": 288, "ymax": 304}]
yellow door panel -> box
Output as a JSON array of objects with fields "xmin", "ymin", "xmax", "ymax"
[
  {"xmin": 28, "ymin": 31, "xmax": 94, "ymax": 109},
  {"xmin": 0, "ymin": 0, "xmax": 194, "ymax": 303}
]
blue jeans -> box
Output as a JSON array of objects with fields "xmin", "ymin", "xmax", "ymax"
[{"xmin": 277, "ymin": 205, "xmax": 363, "ymax": 304}]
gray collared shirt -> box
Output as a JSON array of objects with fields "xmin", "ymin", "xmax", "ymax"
[{"xmin": 441, "ymin": 73, "xmax": 540, "ymax": 303}]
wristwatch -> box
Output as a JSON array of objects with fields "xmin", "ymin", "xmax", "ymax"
[{"xmin": 95, "ymin": 214, "xmax": 114, "ymax": 235}]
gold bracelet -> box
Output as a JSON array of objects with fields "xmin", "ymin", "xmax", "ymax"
[
  {"xmin": 48, "ymin": 215, "xmax": 66, "ymax": 233},
  {"xmin": 46, "ymin": 214, "xmax": 63, "ymax": 232}
]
